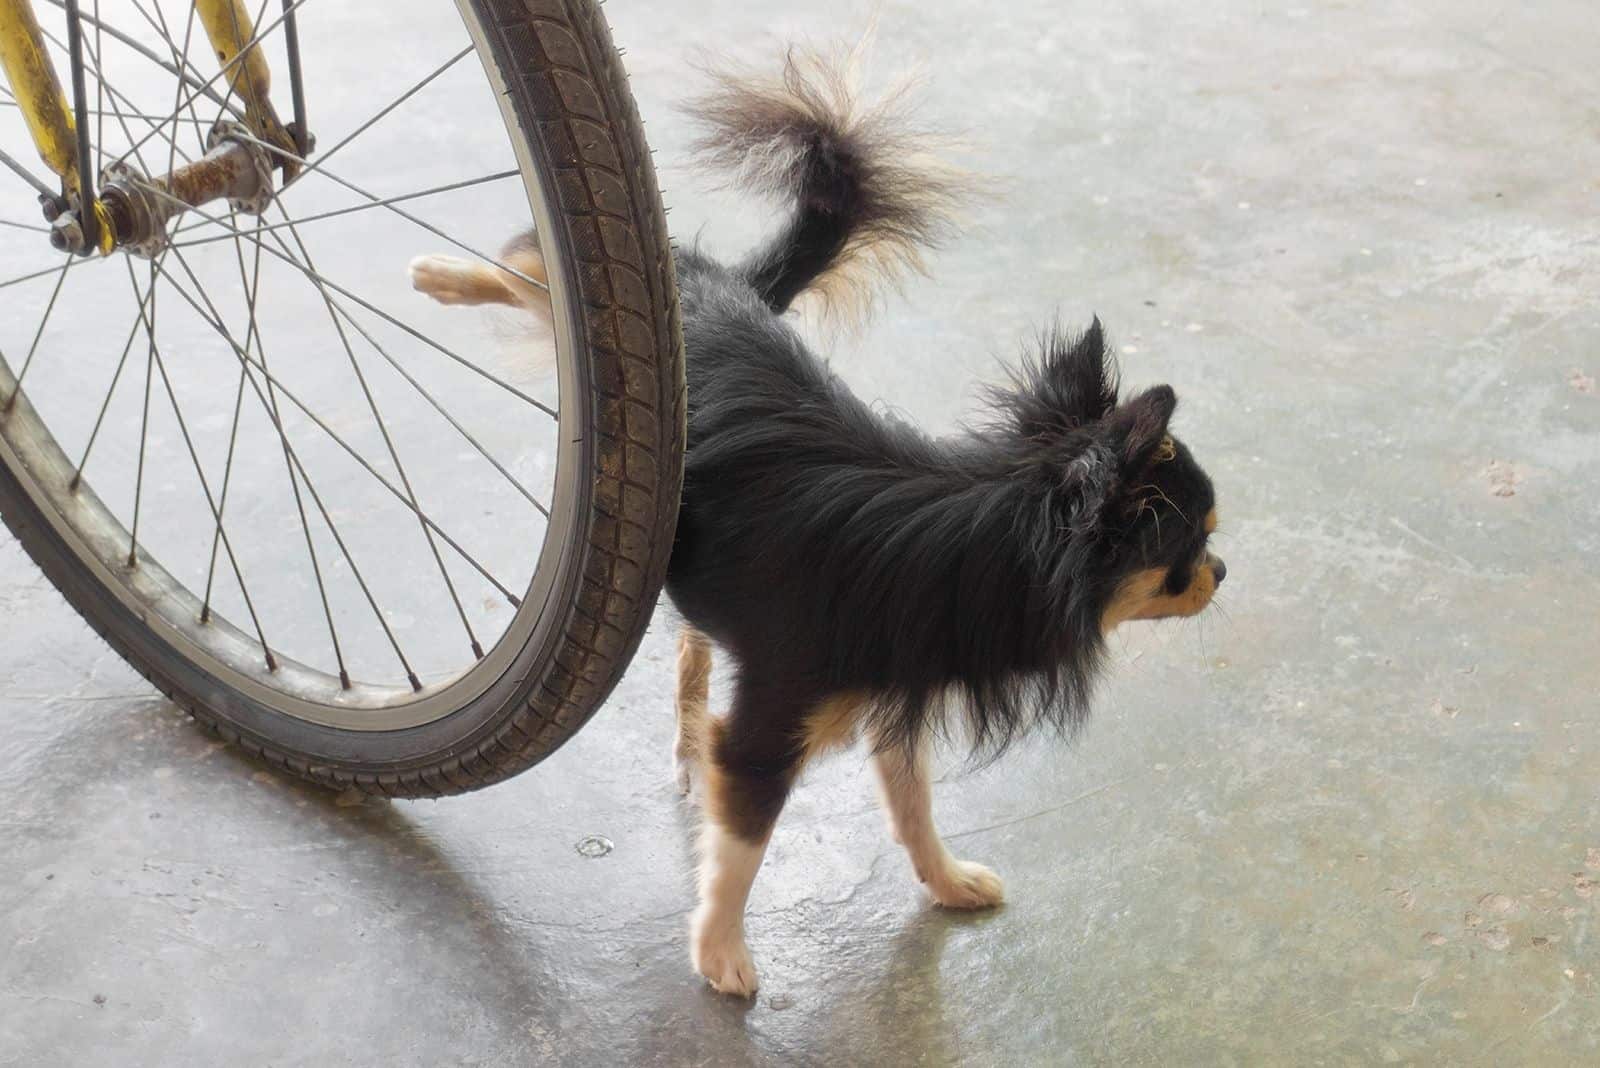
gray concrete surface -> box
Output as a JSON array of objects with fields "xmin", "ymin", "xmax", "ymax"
[{"xmin": 4, "ymin": 0, "xmax": 1600, "ymax": 1064}]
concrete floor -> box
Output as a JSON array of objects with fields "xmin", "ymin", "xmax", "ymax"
[{"xmin": 5, "ymin": 0, "xmax": 1600, "ymax": 1064}]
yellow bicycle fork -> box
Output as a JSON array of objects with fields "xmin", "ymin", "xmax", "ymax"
[{"xmin": 0, "ymin": 0, "xmax": 305, "ymax": 255}]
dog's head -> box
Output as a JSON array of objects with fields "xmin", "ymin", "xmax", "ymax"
[{"xmin": 989, "ymin": 319, "xmax": 1225, "ymax": 632}]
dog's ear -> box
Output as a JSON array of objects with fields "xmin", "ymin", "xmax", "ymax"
[
  {"xmin": 1103, "ymin": 385, "xmax": 1177, "ymax": 474},
  {"xmin": 992, "ymin": 318, "xmax": 1119, "ymax": 439},
  {"xmin": 1059, "ymin": 387, "xmax": 1176, "ymax": 528},
  {"xmin": 1059, "ymin": 440, "xmax": 1119, "ymax": 532}
]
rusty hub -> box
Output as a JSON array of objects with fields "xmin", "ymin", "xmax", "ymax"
[{"xmin": 83, "ymin": 121, "xmax": 277, "ymax": 258}]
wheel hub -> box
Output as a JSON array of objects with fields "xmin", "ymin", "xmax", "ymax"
[{"xmin": 47, "ymin": 121, "xmax": 279, "ymax": 258}]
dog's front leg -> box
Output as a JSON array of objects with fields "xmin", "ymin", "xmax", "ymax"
[
  {"xmin": 872, "ymin": 740, "xmax": 1004, "ymax": 909},
  {"xmin": 691, "ymin": 699, "xmax": 800, "ymax": 997},
  {"xmin": 692, "ymin": 814, "xmax": 770, "ymax": 998}
]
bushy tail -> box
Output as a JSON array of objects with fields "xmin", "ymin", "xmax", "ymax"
[{"xmin": 688, "ymin": 37, "xmax": 969, "ymax": 323}]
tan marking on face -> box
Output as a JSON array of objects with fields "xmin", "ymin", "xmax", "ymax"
[
  {"xmin": 1204, "ymin": 507, "xmax": 1218, "ymax": 534},
  {"xmin": 800, "ymin": 693, "xmax": 867, "ymax": 761},
  {"xmin": 1101, "ymin": 559, "xmax": 1220, "ymax": 631}
]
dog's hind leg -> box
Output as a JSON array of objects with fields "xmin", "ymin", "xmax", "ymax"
[
  {"xmin": 673, "ymin": 627, "xmax": 713, "ymax": 794},
  {"xmin": 871, "ymin": 738, "xmax": 1004, "ymax": 910},
  {"xmin": 408, "ymin": 230, "xmax": 550, "ymax": 314}
]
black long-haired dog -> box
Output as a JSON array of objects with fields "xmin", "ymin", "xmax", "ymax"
[{"xmin": 411, "ymin": 44, "xmax": 1224, "ymax": 997}]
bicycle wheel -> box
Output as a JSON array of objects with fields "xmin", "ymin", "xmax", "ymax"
[{"xmin": 0, "ymin": 0, "xmax": 683, "ymax": 795}]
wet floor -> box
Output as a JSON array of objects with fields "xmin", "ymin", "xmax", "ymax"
[{"xmin": 3, "ymin": 1, "xmax": 1598, "ymax": 1064}]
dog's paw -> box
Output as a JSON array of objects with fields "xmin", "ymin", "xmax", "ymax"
[
  {"xmin": 927, "ymin": 859, "xmax": 1005, "ymax": 910},
  {"xmin": 691, "ymin": 918, "xmax": 759, "ymax": 997},
  {"xmin": 408, "ymin": 254, "xmax": 490, "ymax": 305}
]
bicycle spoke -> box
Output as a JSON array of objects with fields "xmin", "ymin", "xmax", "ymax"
[
  {"xmin": 0, "ymin": 98, "xmax": 214, "ymax": 127},
  {"xmin": 152, "ymin": 0, "xmax": 200, "ymax": 175},
  {"xmin": 149, "ymin": 255, "xmax": 522, "ymax": 607},
  {"xmin": 0, "ymin": 145, "xmax": 59, "ymax": 201},
  {"xmin": 0, "ymin": 262, "xmax": 87, "ymax": 292},
  {"xmin": 265, "ymin": 216, "xmax": 485, "ymax": 658},
  {"xmin": 73, "ymin": 264, "xmax": 163, "ymax": 487},
  {"xmin": 200, "ymin": 224, "xmax": 265, "ymax": 622},
  {"xmin": 286, "ymin": 45, "xmax": 474, "ymax": 191},
  {"xmin": 128, "ymin": 263, "xmax": 156, "ymax": 568},
  {"xmin": 8, "ymin": 259, "xmax": 76, "ymax": 405},
  {"xmin": 168, "ymin": 169, "xmax": 520, "ymax": 246},
  {"xmin": 130, "ymin": 258, "xmax": 276, "ymax": 668},
  {"xmin": 92, "ymin": 0, "xmax": 102, "ymax": 154}
]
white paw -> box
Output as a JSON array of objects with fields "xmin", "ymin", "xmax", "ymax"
[
  {"xmin": 691, "ymin": 914, "xmax": 759, "ymax": 997},
  {"xmin": 927, "ymin": 859, "xmax": 1005, "ymax": 910},
  {"xmin": 408, "ymin": 254, "xmax": 481, "ymax": 305}
]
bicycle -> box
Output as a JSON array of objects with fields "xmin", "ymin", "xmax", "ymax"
[{"xmin": 0, "ymin": 1, "xmax": 684, "ymax": 795}]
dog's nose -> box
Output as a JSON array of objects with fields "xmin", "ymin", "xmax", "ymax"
[{"xmin": 1210, "ymin": 556, "xmax": 1227, "ymax": 586}]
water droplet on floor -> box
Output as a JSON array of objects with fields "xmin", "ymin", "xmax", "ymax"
[
  {"xmin": 767, "ymin": 994, "xmax": 794, "ymax": 1011},
  {"xmin": 575, "ymin": 834, "xmax": 613, "ymax": 858}
]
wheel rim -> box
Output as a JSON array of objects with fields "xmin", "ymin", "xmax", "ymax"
[{"xmin": 0, "ymin": 0, "xmax": 585, "ymax": 729}]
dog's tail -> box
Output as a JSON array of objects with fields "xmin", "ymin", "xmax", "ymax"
[{"xmin": 688, "ymin": 38, "xmax": 969, "ymax": 323}]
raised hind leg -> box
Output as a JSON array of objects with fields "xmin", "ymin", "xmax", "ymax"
[{"xmin": 409, "ymin": 230, "xmax": 550, "ymax": 314}]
